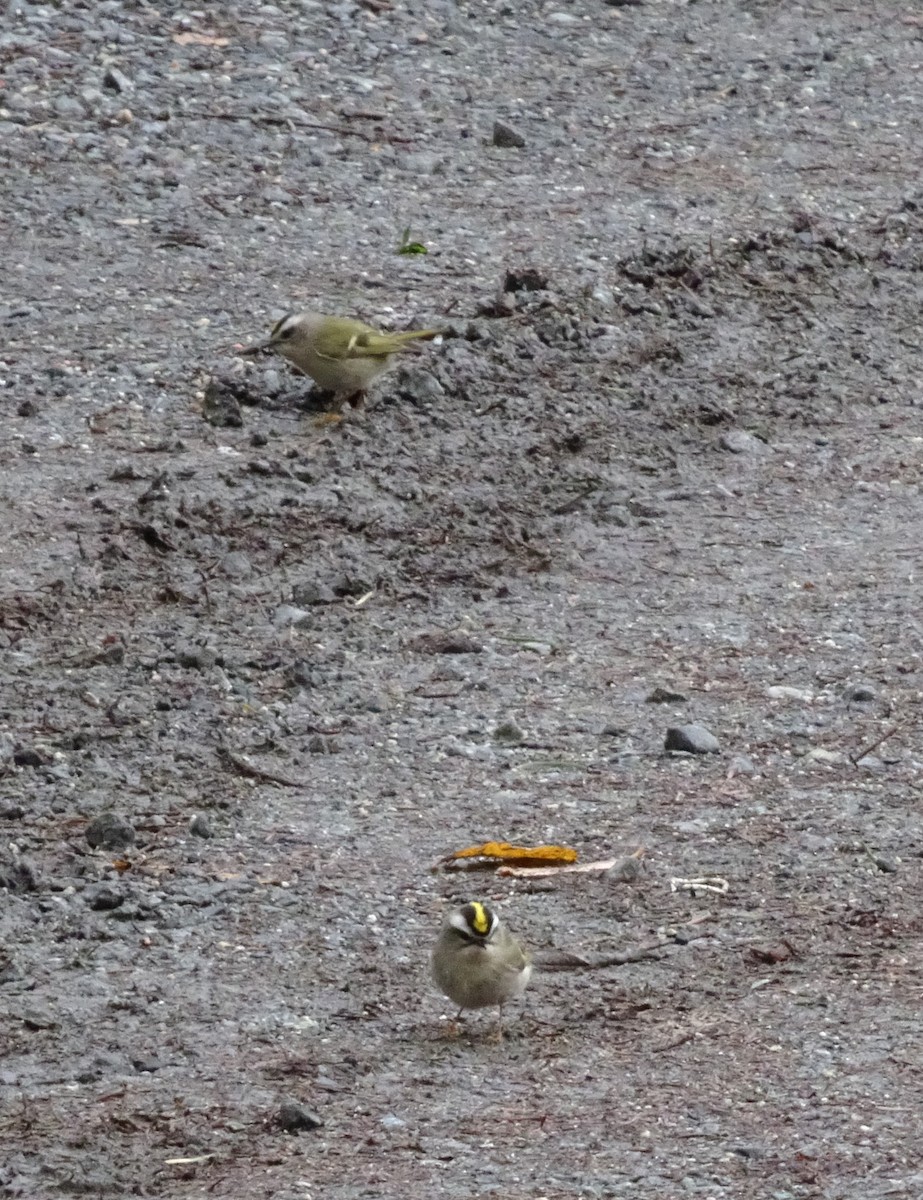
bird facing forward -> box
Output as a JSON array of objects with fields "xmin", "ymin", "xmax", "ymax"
[
  {"xmin": 242, "ymin": 311, "xmax": 442, "ymax": 408},
  {"xmin": 431, "ymin": 901, "xmax": 532, "ymax": 1037}
]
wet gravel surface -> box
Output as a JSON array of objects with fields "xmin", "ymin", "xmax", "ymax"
[{"xmin": 3, "ymin": 1, "xmax": 923, "ymax": 1197}]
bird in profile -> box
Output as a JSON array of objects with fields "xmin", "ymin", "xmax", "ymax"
[{"xmin": 242, "ymin": 310, "xmax": 443, "ymax": 409}]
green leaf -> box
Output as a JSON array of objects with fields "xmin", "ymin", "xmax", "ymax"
[{"xmin": 397, "ymin": 226, "xmax": 428, "ymax": 256}]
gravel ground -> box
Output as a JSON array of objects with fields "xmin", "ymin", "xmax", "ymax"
[{"xmin": 3, "ymin": 1, "xmax": 923, "ymax": 1197}]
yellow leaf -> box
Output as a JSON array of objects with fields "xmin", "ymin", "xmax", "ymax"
[{"xmin": 443, "ymin": 841, "xmax": 578, "ymax": 869}]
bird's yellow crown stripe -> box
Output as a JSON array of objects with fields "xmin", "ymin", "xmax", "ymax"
[{"xmin": 469, "ymin": 902, "xmax": 490, "ymax": 935}]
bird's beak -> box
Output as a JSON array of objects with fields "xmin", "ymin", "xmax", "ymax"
[{"xmin": 238, "ymin": 338, "xmax": 274, "ymax": 357}]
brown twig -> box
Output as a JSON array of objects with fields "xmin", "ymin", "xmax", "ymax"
[
  {"xmin": 197, "ymin": 567, "xmax": 212, "ymax": 613},
  {"xmin": 190, "ymin": 111, "xmax": 415, "ymax": 144},
  {"xmin": 552, "ymin": 482, "xmax": 602, "ymax": 515},
  {"xmin": 217, "ymin": 747, "xmax": 301, "ymax": 788},
  {"xmin": 538, "ymin": 932, "xmax": 712, "ymax": 973},
  {"xmin": 849, "ymin": 720, "xmax": 905, "ymax": 766},
  {"xmin": 474, "ymin": 398, "xmax": 508, "ymax": 418},
  {"xmin": 652, "ymin": 1031, "xmax": 698, "ymax": 1054}
]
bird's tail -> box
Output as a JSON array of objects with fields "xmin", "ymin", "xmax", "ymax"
[
  {"xmin": 359, "ymin": 328, "xmax": 444, "ymax": 356},
  {"xmin": 393, "ymin": 327, "xmax": 444, "ymax": 344}
]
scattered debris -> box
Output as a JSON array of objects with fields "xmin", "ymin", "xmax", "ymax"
[
  {"xmin": 670, "ymin": 875, "xmax": 729, "ymax": 897},
  {"xmin": 499, "ymin": 848, "xmax": 646, "ymax": 881},
  {"xmin": 216, "ymin": 748, "xmax": 302, "ymax": 788},
  {"xmin": 409, "ymin": 631, "xmax": 483, "ymax": 655}
]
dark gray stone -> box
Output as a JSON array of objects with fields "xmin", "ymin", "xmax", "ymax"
[
  {"xmin": 189, "ymin": 813, "xmax": 214, "ymax": 839},
  {"xmin": 85, "ymin": 812, "xmax": 136, "ymax": 851},
  {"xmin": 0, "ymin": 856, "xmax": 39, "ymax": 892},
  {"xmin": 176, "ymin": 646, "xmax": 219, "ymax": 670},
  {"xmin": 279, "ymin": 1100, "xmax": 324, "ymax": 1132},
  {"xmin": 665, "ymin": 724, "xmax": 720, "ymax": 754},
  {"xmin": 492, "ymin": 120, "xmax": 526, "ymax": 148},
  {"xmin": 292, "ymin": 578, "xmax": 337, "ymax": 606},
  {"xmin": 646, "ymin": 686, "xmax": 688, "ymax": 704},
  {"xmin": 84, "ymin": 883, "xmax": 126, "ymax": 911}
]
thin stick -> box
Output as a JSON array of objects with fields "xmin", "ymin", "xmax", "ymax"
[
  {"xmin": 217, "ymin": 748, "xmax": 302, "ymax": 788},
  {"xmin": 849, "ymin": 721, "xmax": 905, "ymax": 766}
]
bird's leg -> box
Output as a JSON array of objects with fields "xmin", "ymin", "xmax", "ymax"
[
  {"xmin": 346, "ymin": 390, "xmax": 366, "ymax": 410},
  {"xmin": 493, "ymin": 1004, "xmax": 506, "ymax": 1043},
  {"xmin": 446, "ymin": 1007, "xmax": 465, "ymax": 1038}
]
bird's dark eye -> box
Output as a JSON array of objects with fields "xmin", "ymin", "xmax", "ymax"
[{"xmin": 271, "ymin": 313, "xmax": 296, "ymax": 341}]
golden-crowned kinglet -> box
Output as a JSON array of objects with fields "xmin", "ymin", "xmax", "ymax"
[
  {"xmin": 431, "ymin": 901, "xmax": 532, "ymax": 1036},
  {"xmin": 242, "ymin": 311, "xmax": 442, "ymax": 407}
]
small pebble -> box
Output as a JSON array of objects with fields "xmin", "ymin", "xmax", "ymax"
[
  {"xmin": 85, "ymin": 812, "xmax": 136, "ymax": 851},
  {"xmin": 102, "ymin": 66, "xmax": 132, "ymax": 94},
  {"xmin": 20, "ymin": 1006, "xmax": 57, "ymax": 1031},
  {"xmin": 492, "ymin": 120, "xmax": 526, "ymax": 148},
  {"xmin": 517, "ymin": 640, "xmax": 552, "ymax": 655},
  {"xmin": 766, "ymin": 685, "xmax": 814, "ymax": 702},
  {"xmin": 176, "ymin": 645, "xmax": 218, "ymax": 670},
  {"xmin": 503, "ymin": 268, "xmax": 548, "ymax": 293},
  {"xmin": 91, "ymin": 641, "xmax": 125, "ymax": 666},
  {"xmin": 732, "ymin": 1144, "xmax": 767, "ymax": 1160},
  {"xmin": 664, "ymin": 724, "xmax": 720, "ymax": 754},
  {"xmin": 202, "ymin": 379, "xmax": 243, "ymax": 428},
  {"xmin": 273, "ymin": 604, "xmax": 312, "ymax": 629},
  {"xmin": 291, "ymin": 578, "xmax": 337, "ymax": 606},
  {"xmin": 287, "ymin": 661, "xmax": 323, "ymax": 688},
  {"xmin": 396, "ymin": 368, "xmax": 445, "ymax": 406},
  {"xmin": 804, "ymin": 748, "xmax": 844, "ymax": 764},
  {"xmin": 220, "ymin": 551, "xmax": 252, "ymax": 580},
  {"xmin": 410, "ymin": 632, "xmax": 483, "ymax": 655},
  {"xmin": 646, "ymin": 686, "xmax": 688, "ymax": 704},
  {"xmin": 13, "ymin": 747, "xmax": 45, "ymax": 768},
  {"xmin": 189, "ymin": 814, "xmax": 214, "ymax": 839},
  {"xmin": 445, "ymin": 739, "xmax": 496, "ymax": 762},
  {"xmin": 132, "ymin": 1057, "xmax": 164, "ymax": 1074},
  {"xmin": 278, "ymin": 1101, "xmax": 324, "ymax": 1133},
  {"xmin": 85, "ymin": 883, "xmax": 125, "ymax": 911},
  {"xmin": 720, "ymin": 430, "xmax": 772, "ymax": 455},
  {"xmin": 398, "ymin": 150, "xmax": 443, "ymax": 174},
  {"xmin": 0, "ymin": 857, "xmax": 39, "ymax": 892}
]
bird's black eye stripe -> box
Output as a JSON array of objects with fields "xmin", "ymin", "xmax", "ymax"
[{"xmin": 271, "ymin": 313, "xmax": 296, "ymax": 341}]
